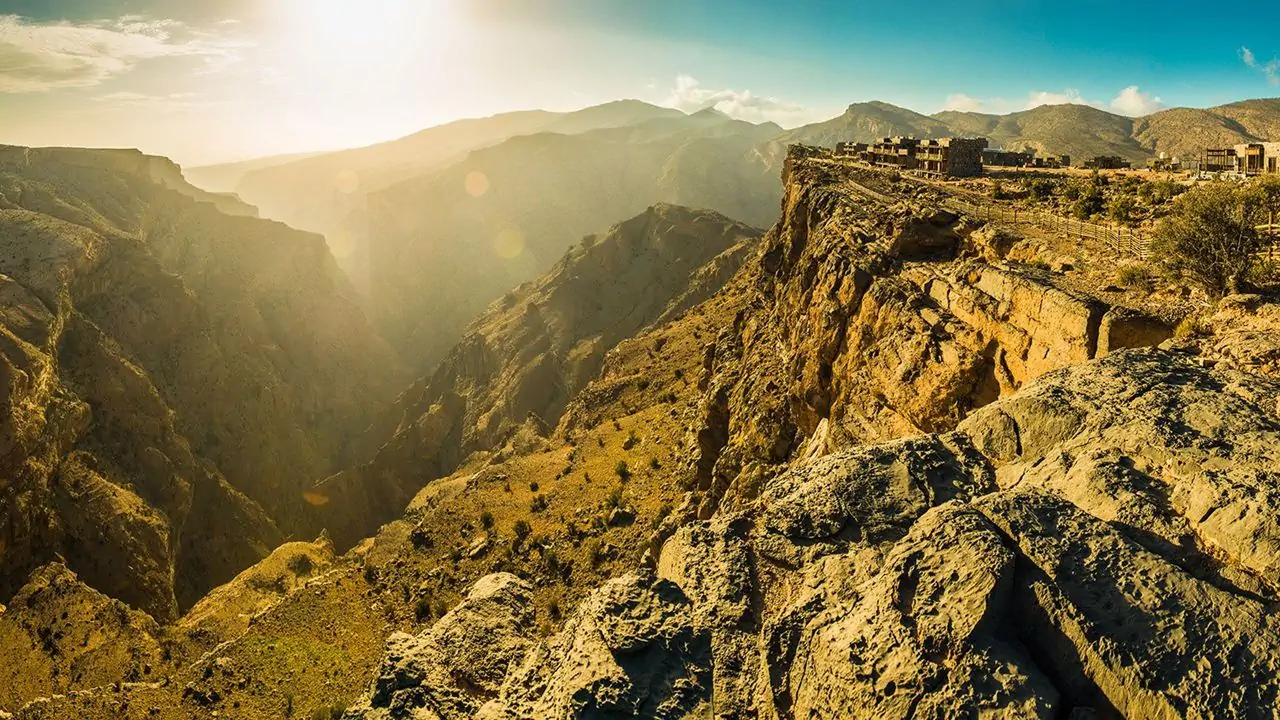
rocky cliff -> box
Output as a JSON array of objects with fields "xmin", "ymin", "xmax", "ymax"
[
  {"xmin": 0, "ymin": 146, "xmax": 402, "ymax": 629},
  {"xmin": 5, "ymin": 146, "xmax": 1279, "ymax": 720},
  {"xmin": 346, "ymin": 349, "xmax": 1280, "ymax": 719}
]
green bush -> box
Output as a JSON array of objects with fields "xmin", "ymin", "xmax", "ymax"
[
  {"xmin": 1027, "ymin": 178, "xmax": 1057, "ymax": 202},
  {"xmin": 1116, "ymin": 264, "xmax": 1153, "ymax": 290},
  {"xmin": 1107, "ymin": 194, "xmax": 1138, "ymax": 225},
  {"xmin": 1151, "ymin": 182, "xmax": 1270, "ymax": 297},
  {"xmin": 614, "ymin": 460, "xmax": 630, "ymax": 480},
  {"xmin": 1072, "ymin": 187, "xmax": 1105, "ymax": 219}
]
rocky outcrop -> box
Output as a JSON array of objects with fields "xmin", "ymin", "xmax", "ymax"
[
  {"xmin": 0, "ymin": 564, "xmax": 167, "ymax": 711},
  {"xmin": 346, "ymin": 573, "xmax": 535, "ymax": 719},
  {"xmin": 0, "ymin": 146, "xmax": 403, "ymax": 626},
  {"xmin": 355, "ymin": 348, "xmax": 1280, "ymax": 719},
  {"xmin": 686, "ymin": 152, "xmax": 1173, "ymax": 516}
]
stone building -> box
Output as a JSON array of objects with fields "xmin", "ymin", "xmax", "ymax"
[
  {"xmin": 868, "ymin": 137, "xmax": 920, "ymax": 170},
  {"xmin": 861, "ymin": 136, "xmax": 988, "ymax": 177},
  {"xmin": 836, "ymin": 141, "xmax": 869, "ymax": 158},
  {"xmin": 1233, "ymin": 142, "xmax": 1280, "ymax": 175},
  {"xmin": 1200, "ymin": 143, "xmax": 1280, "ymax": 175},
  {"xmin": 1082, "ymin": 155, "xmax": 1131, "ymax": 170},
  {"xmin": 982, "ymin": 148, "xmax": 1035, "ymax": 168},
  {"xmin": 916, "ymin": 137, "xmax": 988, "ymax": 177},
  {"xmin": 1034, "ymin": 155, "xmax": 1071, "ymax": 169}
]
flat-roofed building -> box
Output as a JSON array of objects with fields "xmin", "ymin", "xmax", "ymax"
[
  {"xmin": 982, "ymin": 148, "xmax": 1035, "ymax": 168},
  {"xmin": 1233, "ymin": 142, "xmax": 1280, "ymax": 175},
  {"xmin": 917, "ymin": 137, "xmax": 988, "ymax": 177},
  {"xmin": 1082, "ymin": 155, "xmax": 1132, "ymax": 170},
  {"xmin": 869, "ymin": 137, "xmax": 920, "ymax": 170}
]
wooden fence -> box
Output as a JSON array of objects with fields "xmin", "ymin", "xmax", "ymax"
[{"xmin": 939, "ymin": 196, "xmax": 1153, "ymax": 260}]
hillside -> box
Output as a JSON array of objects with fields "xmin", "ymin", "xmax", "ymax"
[
  {"xmin": 0, "ymin": 145, "xmax": 403, "ymax": 626},
  {"xmin": 310, "ymin": 203, "xmax": 762, "ymax": 548},
  {"xmin": 359, "ymin": 110, "xmax": 781, "ymax": 371},
  {"xmin": 182, "ymin": 151, "xmax": 323, "ymax": 194},
  {"xmin": 779, "ymin": 100, "xmax": 953, "ymax": 148}
]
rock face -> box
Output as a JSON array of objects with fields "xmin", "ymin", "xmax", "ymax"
[
  {"xmin": 311, "ymin": 204, "xmax": 761, "ymax": 549},
  {"xmin": 0, "ymin": 146, "xmax": 403, "ymax": 622},
  {"xmin": 682, "ymin": 152, "xmax": 1173, "ymax": 518},
  {"xmin": 356, "ymin": 348, "xmax": 1280, "ymax": 719},
  {"xmin": 345, "ymin": 573, "xmax": 535, "ymax": 719}
]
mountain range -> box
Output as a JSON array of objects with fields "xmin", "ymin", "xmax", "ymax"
[{"xmin": 185, "ymin": 96, "xmax": 1280, "ymax": 375}]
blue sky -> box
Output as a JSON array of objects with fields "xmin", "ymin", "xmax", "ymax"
[{"xmin": 1, "ymin": 0, "xmax": 1277, "ymax": 164}]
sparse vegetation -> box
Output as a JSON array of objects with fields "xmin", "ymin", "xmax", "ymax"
[
  {"xmin": 1174, "ymin": 312, "xmax": 1214, "ymax": 338},
  {"xmin": 614, "ymin": 460, "xmax": 630, "ymax": 480},
  {"xmin": 1027, "ymin": 178, "xmax": 1057, "ymax": 202},
  {"xmin": 414, "ymin": 596, "xmax": 433, "ymax": 622},
  {"xmin": 287, "ymin": 553, "xmax": 315, "ymax": 577},
  {"xmin": 1107, "ymin": 194, "xmax": 1137, "ymax": 225},
  {"xmin": 1116, "ymin": 264, "xmax": 1154, "ymax": 292},
  {"xmin": 1071, "ymin": 184, "xmax": 1105, "ymax": 219},
  {"xmin": 606, "ymin": 487, "xmax": 624, "ymax": 508},
  {"xmin": 513, "ymin": 519, "xmax": 531, "ymax": 543}
]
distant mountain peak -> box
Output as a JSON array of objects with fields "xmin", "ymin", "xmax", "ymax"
[{"xmin": 692, "ymin": 104, "xmax": 732, "ymax": 119}]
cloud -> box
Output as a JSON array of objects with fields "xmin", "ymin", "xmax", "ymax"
[
  {"xmin": 1241, "ymin": 46, "xmax": 1280, "ymax": 85},
  {"xmin": 89, "ymin": 90, "xmax": 223, "ymax": 113},
  {"xmin": 1110, "ymin": 85, "xmax": 1164, "ymax": 115},
  {"xmin": 663, "ymin": 74, "xmax": 819, "ymax": 126},
  {"xmin": 940, "ymin": 93, "xmax": 984, "ymax": 112},
  {"xmin": 939, "ymin": 86, "xmax": 1163, "ymax": 117},
  {"xmin": 0, "ymin": 14, "xmax": 245, "ymax": 93}
]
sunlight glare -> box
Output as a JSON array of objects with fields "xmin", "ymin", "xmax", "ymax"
[{"xmin": 271, "ymin": 0, "xmax": 458, "ymax": 91}]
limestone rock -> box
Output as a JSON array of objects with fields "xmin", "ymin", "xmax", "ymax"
[
  {"xmin": 479, "ymin": 572, "xmax": 710, "ymax": 720},
  {"xmin": 345, "ymin": 573, "xmax": 536, "ymax": 719}
]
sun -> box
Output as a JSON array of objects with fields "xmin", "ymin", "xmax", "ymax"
[{"xmin": 273, "ymin": 0, "xmax": 456, "ymax": 64}]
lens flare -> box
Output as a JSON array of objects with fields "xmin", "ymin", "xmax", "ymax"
[
  {"xmin": 465, "ymin": 171, "xmax": 490, "ymax": 197},
  {"xmin": 302, "ymin": 491, "xmax": 331, "ymax": 507},
  {"xmin": 494, "ymin": 228, "xmax": 525, "ymax": 259}
]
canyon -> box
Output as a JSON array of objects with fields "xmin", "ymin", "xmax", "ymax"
[{"xmin": 0, "ymin": 140, "xmax": 1278, "ymax": 720}]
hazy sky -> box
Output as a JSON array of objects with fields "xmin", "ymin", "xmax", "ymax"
[{"xmin": 1, "ymin": 0, "xmax": 1278, "ymax": 166}]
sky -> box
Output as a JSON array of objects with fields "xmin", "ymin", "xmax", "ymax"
[{"xmin": 0, "ymin": 0, "xmax": 1278, "ymax": 166}]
